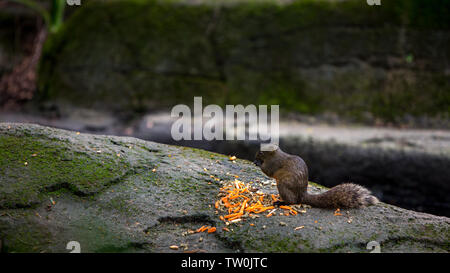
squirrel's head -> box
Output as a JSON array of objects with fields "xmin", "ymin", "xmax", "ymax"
[
  {"xmin": 253, "ymin": 150, "xmax": 276, "ymax": 167},
  {"xmin": 254, "ymin": 145, "xmax": 282, "ymax": 177}
]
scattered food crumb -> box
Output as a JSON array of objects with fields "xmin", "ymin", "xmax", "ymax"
[{"xmin": 334, "ymin": 208, "xmax": 343, "ymax": 216}]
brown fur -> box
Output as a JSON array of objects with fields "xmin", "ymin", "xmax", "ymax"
[{"xmin": 254, "ymin": 147, "xmax": 379, "ymax": 208}]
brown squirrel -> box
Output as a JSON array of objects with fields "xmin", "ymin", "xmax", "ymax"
[{"xmin": 254, "ymin": 146, "xmax": 379, "ymax": 208}]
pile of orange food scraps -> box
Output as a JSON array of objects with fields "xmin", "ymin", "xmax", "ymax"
[{"xmin": 214, "ymin": 179, "xmax": 301, "ymax": 224}]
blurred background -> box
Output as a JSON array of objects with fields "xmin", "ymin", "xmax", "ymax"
[{"xmin": 0, "ymin": 0, "xmax": 449, "ymax": 216}]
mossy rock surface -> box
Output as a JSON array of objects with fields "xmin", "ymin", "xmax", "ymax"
[
  {"xmin": 0, "ymin": 123, "xmax": 449, "ymax": 252},
  {"xmin": 37, "ymin": 0, "xmax": 450, "ymax": 123}
]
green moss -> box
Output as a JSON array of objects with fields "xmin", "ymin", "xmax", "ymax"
[
  {"xmin": 100, "ymin": 193, "xmax": 142, "ymax": 216},
  {"xmin": 241, "ymin": 233, "xmax": 310, "ymax": 252},
  {"xmin": 309, "ymin": 181, "xmax": 328, "ymax": 189},
  {"xmin": 0, "ymin": 135, "xmax": 130, "ymax": 208},
  {"xmin": 0, "ymin": 220, "xmax": 52, "ymax": 253}
]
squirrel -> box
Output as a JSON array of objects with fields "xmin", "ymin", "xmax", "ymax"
[{"xmin": 254, "ymin": 145, "xmax": 379, "ymax": 209}]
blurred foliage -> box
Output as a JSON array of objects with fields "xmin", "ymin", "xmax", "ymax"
[
  {"xmin": 37, "ymin": 0, "xmax": 450, "ymax": 125},
  {"xmin": 10, "ymin": 0, "xmax": 65, "ymax": 33}
]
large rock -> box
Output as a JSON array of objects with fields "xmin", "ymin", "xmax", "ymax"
[{"xmin": 0, "ymin": 123, "xmax": 449, "ymax": 252}]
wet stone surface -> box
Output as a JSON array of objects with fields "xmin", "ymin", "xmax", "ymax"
[{"xmin": 0, "ymin": 123, "xmax": 449, "ymax": 253}]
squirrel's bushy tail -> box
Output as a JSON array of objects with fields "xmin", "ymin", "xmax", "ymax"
[{"xmin": 304, "ymin": 183, "xmax": 379, "ymax": 209}]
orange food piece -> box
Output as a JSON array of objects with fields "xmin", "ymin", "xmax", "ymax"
[
  {"xmin": 254, "ymin": 206, "xmax": 274, "ymax": 213},
  {"xmin": 279, "ymin": 205, "xmax": 298, "ymax": 215},
  {"xmin": 245, "ymin": 204, "xmax": 262, "ymax": 213},
  {"xmin": 207, "ymin": 227, "xmax": 216, "ymax": 233},
  {"xmin": 239, "ymin": 200, "xmax": 248, "ymax": 214},
  {"xmin": 227, "ymin": 215, "xmax": 242, "ymax": 221},
  {"xmin": 196, "ymin": 225, "xmax": 208, "ymax": 232},
  {"xmin": 271, "ymin": 194, "xmax": 278, "ymax": 201},
  {"xmin": 229, "ymin": 195, "xmax": 249, "ymax": 201},
  {"xmin": 224, "ymin": 212, "xmax": 242, "ymax": 219}
]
